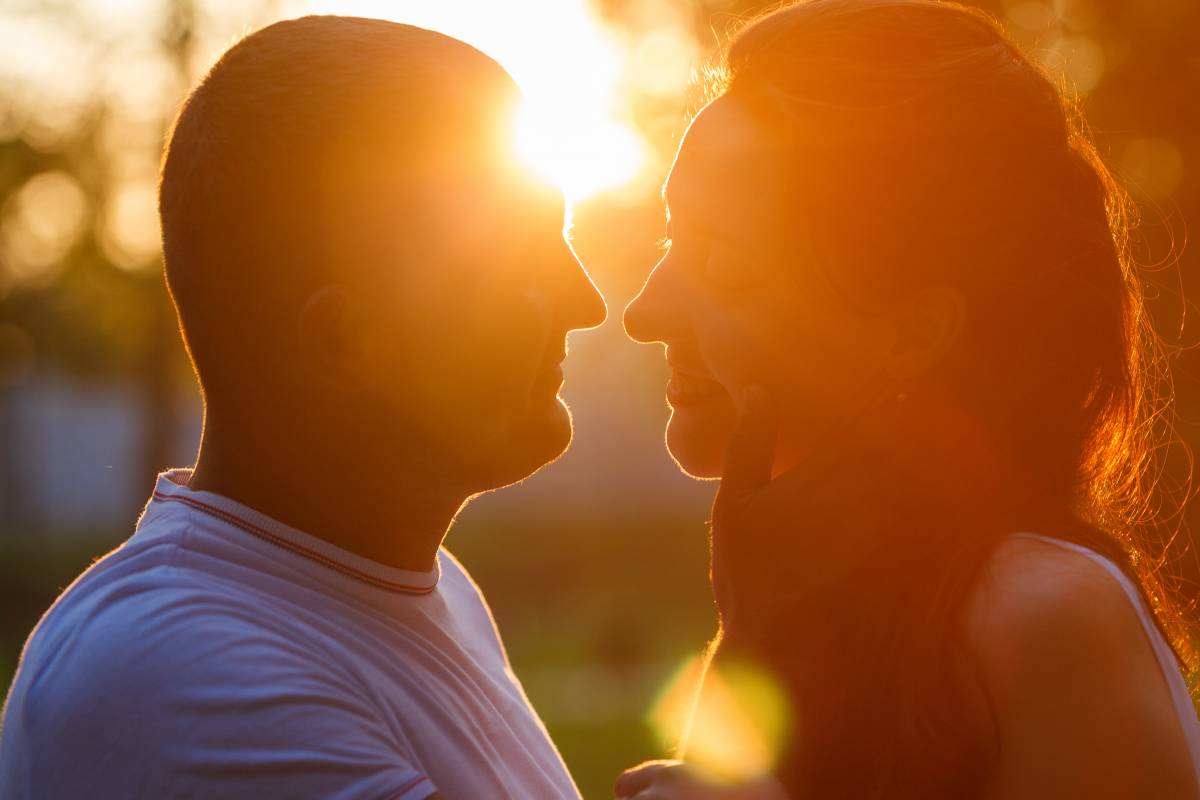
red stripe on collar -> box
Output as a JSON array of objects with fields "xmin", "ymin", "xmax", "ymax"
[{"xmin": 153, "ymin": 491, "xmax": 437, "ymax": 595}]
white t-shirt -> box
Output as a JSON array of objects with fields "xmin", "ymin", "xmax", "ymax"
[{"xmin": 0, "ymin": 469, "xmax": 581, "ymax": 800}]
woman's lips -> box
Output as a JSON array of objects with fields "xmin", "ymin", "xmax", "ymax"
[
  {"xmin": 666, "ymin": 369, "xmax": 726, "ymax": 406},
  {"xmin": 536, "ymin": 364, "xmax": 565, "ymax": 393}
]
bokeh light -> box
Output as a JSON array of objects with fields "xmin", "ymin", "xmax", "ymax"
[
  {"xmin": 648, "ymin": 653, "xmax": 791, "ymax": 782},
  {"xmin": 1044, "ymin": 33, "xmax": 1105, "ymax": 93},
  {"xmin": 1121, "ymin": 137, "xmax": 1185, "ymax": 201},
  {"xmin": 1004, "ymin": 0, "xmax": 1056, "ymax": 32},
  {"xmin": 1004, "ymin": 0, "xmax": 1111, "ymax": 94},
  {"xmin": 102, "ymin": 178, "xmax": 161, "ymax": 271},
  {"xmin": 0, "ymin": 171, "xmax": 88, "ymax": 286},
  {"xmin": 1054, "ymin": 0, "xmax": 1103, "ymax": 31}
]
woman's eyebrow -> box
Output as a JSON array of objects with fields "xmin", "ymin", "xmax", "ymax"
[
  {"xmin": 667, "ymin": 202, "xmax": 747, "ymax": 250},
  {"xmin": 663, "ymin": 165, "xmax": 760, "ymax": 248}
]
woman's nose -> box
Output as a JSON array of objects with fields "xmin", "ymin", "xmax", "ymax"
[{"xmin": 623, "ymin": 259, "xmax": 675, "ymax": 345}]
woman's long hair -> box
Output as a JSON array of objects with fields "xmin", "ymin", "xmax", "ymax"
[{"xmin": 703, "ymin": 1, "xmax": 1195, "ymax": 795}]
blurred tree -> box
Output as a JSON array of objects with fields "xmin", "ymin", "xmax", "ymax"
[
  {"xmin": 0, "ymin": 0, "xmax": 281, "ymax": 530},
  {"xmin": 0, "ymin": 133, "xmax": 60, "ymax": 523}
]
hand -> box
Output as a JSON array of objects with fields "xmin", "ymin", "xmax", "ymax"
[{"xmin": 615, "ymin": 760, "xmax": 789, "ymax": 800}]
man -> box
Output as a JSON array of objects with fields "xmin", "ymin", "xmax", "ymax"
[{"xmin": 0, "ymin": 15, "xmax": 605, "ymax": 799}]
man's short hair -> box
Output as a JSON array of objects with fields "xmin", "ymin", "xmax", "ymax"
[{"xmin": 158, "ymin": 16, "xmax": 518, "ymax": 397}]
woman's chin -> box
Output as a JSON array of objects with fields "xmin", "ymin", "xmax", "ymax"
[{"xmin": 665, "ymin": 415, "xmax": 730, "ymax": 481}]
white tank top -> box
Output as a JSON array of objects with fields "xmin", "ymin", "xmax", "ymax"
[{"xmin": 1012, "ymin": 532, "xmax": 1200, "ymax": 788}]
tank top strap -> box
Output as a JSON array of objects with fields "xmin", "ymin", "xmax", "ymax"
[{"xmin": 1009, "ymin": 531, "xmax": 1200, "ymax": 788}]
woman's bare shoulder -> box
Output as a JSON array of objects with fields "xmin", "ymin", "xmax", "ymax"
[
  {"xmin": 964, "ymin": 534, "xmax": 1131, "ymax": 645},
  {"xmin": 959, "ymin": 534, "xmax": 1196, "ymax": 799},
  {"xmin": 961, "ymin": 533, "xmax": 1149, "ymax": 696}
]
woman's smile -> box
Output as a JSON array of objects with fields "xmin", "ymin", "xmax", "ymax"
[{"xmin": 666, "ymin": 349, "xmax": 727, "ymax": 407}]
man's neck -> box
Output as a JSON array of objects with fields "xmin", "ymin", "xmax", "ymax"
[{"xmin": 187, "ymin": 430, "xmax": 468, "ymax": 574}]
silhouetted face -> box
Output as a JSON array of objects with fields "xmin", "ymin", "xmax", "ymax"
[
  {"xmin": 624, "ymin": 98, "xmax": 895, "ymax": 479},
  {"xmin": 346, "ymin": 160, "xmax": 607, "ymax": 492}
]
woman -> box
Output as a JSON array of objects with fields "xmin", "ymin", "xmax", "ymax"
[{"xmin": 616, "ymin": 1, "xmax": 1200, "ymax": 797}]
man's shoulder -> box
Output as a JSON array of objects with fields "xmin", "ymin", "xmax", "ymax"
[
  {"xmin": 15, "ymin": 531, "xmax": 318, "ymax": 706},
  {"xmin": 4, "ymin": 567, "xmax": 354, "ymax": 773},
  {"xmin": 1, "ymin": 540, "xmax": 436, "ymax": 800},
  {"xmin": 434, "ymin": 545, "xmax": 474, "ymax": 589},
  {"xmin": 24, "ymin": 573, "xmax": 293, "ymax": 686},
  {"xmin": 34, "ymin": 516, "xmax": 251, "ymax": 631},
  {"xmin": 436, "ymin": 547, "xmax": 495, "ymax": 613}
]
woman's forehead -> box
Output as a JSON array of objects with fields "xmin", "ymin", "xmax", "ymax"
[{"xmin": 664, "ymin": 99, "xmax": 788, "ymax": 227}]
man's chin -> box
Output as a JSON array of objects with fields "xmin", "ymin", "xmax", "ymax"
[{"xmin": 469, "ymin": 400, "xmax": 573, "ymax": 492}]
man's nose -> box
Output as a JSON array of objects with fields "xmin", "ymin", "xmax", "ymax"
[{"xmin": 557, "ymin": 247, "xmax": 607, "ymax": 333}]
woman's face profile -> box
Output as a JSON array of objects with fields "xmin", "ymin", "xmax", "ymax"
[{"xmin": 624, "ymin": 98, "xmax": 898, "ymax": 479}]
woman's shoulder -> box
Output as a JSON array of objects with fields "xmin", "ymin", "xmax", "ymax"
[
  {"xmin": 958, "ymin": 532, "xmax": 1198, "ymax": 797},
  {"xmin": 961, "ymin": 532, "xmax": 1149, "ymax": 693},
  {"xmin": 955, "ymin": 533, "xmax": 1138, "ymax": 732},
  {"xmin": 965, "ymin": 533, "xmax": 1133, "ymax": 642}
]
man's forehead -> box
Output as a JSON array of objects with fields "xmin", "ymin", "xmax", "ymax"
[
  {"xmin": 325, "ymin": 152, "xmax": 561, "ymax": 281},
  {"xmin": 415, "ymin": 159, "xmax": 562, "ymax": 247}
]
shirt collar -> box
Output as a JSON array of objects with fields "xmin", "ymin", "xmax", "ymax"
[{"xmin": 143, "ymin": 467, "xmax": 440, "ymax": 595}]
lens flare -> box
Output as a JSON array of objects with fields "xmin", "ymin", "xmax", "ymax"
[
  {"xmin": 513, "ymin": 106, "xmax": 644, "ymax": 202},
  {"xmin": 301, "ymin": 0, "xmax": 648, "ymax": 204},
  {"xmin": 648, "ymin": 653, "xmax": 792, "ymax": 783}
]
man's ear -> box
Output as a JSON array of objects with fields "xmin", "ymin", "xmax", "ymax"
[
  {"xmin": 884, "ymin": 284, "xmax": 966, "ymax": 383},
  {"xmin": 297, "ymin": 284, "xmax": 376, "ymax": 391}
]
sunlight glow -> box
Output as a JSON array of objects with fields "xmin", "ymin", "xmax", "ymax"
[
  {"xmin": 649, "ymin": 654, "xmax": 791, "ymax": 783},
  {"xmin": 301, "ymin": 0, "xmax": 649, "ymax": 204},
  {"xmin": 514, "ymin": 111, "xmax": 644, "ymax": 202}
]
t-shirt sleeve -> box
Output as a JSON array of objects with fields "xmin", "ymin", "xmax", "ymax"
[{"xmin": 2, "ymin": 600, "xmax": 439, "ymax": 800}]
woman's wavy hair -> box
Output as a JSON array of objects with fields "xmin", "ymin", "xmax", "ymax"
[{"xmin": 702, "ymin": 0, "xmax": 1195, "ymax": 794}]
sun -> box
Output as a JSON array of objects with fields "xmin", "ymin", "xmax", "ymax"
[
  {"xmin": 513, "ymin": 100, "xmax": 645, "ymax": 204},
  {"xmin": 300, "ymin": 0, "xmax": 648, "ymax": 205}
]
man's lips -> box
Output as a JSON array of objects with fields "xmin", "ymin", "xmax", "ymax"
[
  {"xmin": 535, "ymin": 344, "xmax": 567, "ymax": 392},
  {"xmin": 538, "ymin": 344, "xmax": 567, "ymax": 375}
]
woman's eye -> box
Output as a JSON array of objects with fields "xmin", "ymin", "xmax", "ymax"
[{"xmin": 701, "ymin": 250, "xmax": 754, "ymax": 290}]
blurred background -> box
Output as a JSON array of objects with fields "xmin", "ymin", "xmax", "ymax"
[{"xmin": 0, "ymin": 0, "xmax": 1196, "ymax": 796}]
